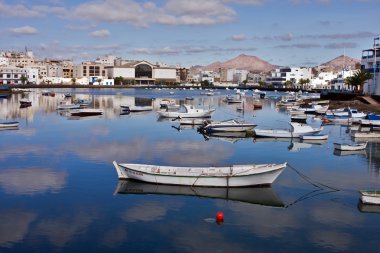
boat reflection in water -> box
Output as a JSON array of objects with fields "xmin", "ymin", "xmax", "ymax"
[
  {"xmin": 114, "ymin": 180, "xmax": 284, "ymax": 207},
  {"xmin": 202, "ymin": 131, "xmax": 251, "ymax": 143},
  {"xmin": 333, "ymin": 149, "xmax": 367, "ymax": 156},
  {"xmin": 358, "ymin": 202, "xmax": 380, "ymax": 213}
]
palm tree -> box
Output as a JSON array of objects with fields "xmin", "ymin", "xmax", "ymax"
[
  {"xmin": 345, "ymin": 69, "xmax": 372, "ymax": 92},
  {"xmin": 20, "ymin": 75, "xmax": 28, "ymax": 85},
  {"xmin": 71, "ymin": 78, "xmax": 76, "ymax": 85}
]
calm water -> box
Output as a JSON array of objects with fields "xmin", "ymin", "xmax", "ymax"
[{"xmin": 1, "ymin": 88, "xmax": 380, "ymax": 253}]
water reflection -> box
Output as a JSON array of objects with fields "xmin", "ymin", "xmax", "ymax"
[
  {"xmin": 115, "ymin": 180, "xmax": 284, "ymax": 207},
  {"xmin": 0, "ymin": 168, "xmax": 67, "ymax": 195},
  {"xmin": 0, "ymin": 210, "xmax": 37, "ymax": 248}
]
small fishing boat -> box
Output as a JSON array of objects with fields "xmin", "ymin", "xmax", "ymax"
[
  {"xmin": 225, "ymin": 95, "xmax": 242, "ymax": 103},
  {"xmin": 113, "ymin": 161, "xmax": 287, "ymax": 187},
  {"xmin": 57, "ymin": 101, "xmax": 81, "ymax": 110},
  {"xmin": 359, "ymin": 119, "xmax": 380, "ymax": 127},
  {"xmin": 0, "ymin": 121, "xmax": 19, "ymax": 128},
  {"xmin": 333, "ymin": 142, "xmax": 367, "ymax": 151},
  {"xmin": 202, "ymin": 119, "xmax": 256, "ymax": 133},
  {"xmin": 300, "ymin": 134, "xmax": 328, "ymax": 140},
  {"xmin": 74, "ymin": 99, "xmax": 92, "ymax": 107},
  {"xmin": 351, "ymin": 132, "xmax": 380, "ymax": 138},
  {"xmin": 254, "ymin": 122, "xmax": 323, "ymax": 138},
  {"xmin": 291, "ymin": 114, "xmax": 307, "ymax": 123},
  {"xmin": 179, "ymin": 118, "xmax": 205, "ymax": 125},
  {"xmin": 359, "ymin": 190, "xmax": 380, "ymax": 205},
  {"xmin": 20, "ymin": 98, "xmax": 32, "ymax": 106},
  {"xmin": 69, "ymin": 108, "xmax": 104, "ymax": 117},
  {"xmin": 120, "ymin": 105, "xmax": 153, "ymax": 112},
  {"xmin": 367, "ymin": 113, "xmax": 380, "ymax": 120},
  {"xmin": 157, "ymin": 105, "xmax": 215, "ymax": 118}
]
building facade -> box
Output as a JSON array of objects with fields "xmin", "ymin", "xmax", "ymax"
[
  {"xmin": 362, "ymin": 36, "xmax": 380, "ymax": 95},
  {"xmin": 107, "ymin": 60, "xmax": 176, "ymax": 85}
]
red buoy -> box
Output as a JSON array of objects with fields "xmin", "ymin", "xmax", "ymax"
[{"xmin": 216, "ymin": 211, "xmax": 224, "ymax": 221}]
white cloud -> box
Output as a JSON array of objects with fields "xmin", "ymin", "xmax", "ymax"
[
  {"xmin": 231, "ymin": 33, "xmax": 247, "ymax": 41},
  {"xmin": 90, "ymin": 29, "xmax": 110, "ymax": 38},
  {"xmin": 9, "ymin": 26, "xmax": 39, "ymax": 35}
]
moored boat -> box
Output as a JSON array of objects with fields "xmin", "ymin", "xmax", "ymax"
[
  {"xmin": 113, "ymin": 161, "xmax": 287, "ymax": 187},
  {"xmin": 69, "ymin": 108, "xmax": 104, "ymax": 117},
  {"xmin": 333, "ymin": 142, "xmax": 367, "ymax": 151},
  {"xmin": 120, "ymin": 105, "xmax": 153, "ymax": 112},
  {"xmin": 157, "ymin": 105, "xmax": 215, "ymax": 118},
  {"xmin": 0, "ymin": 121, "xmax": 19, "ymax": 128},
  {"xmin": 300, "ymin": 134, "xmax": 328, "ymax": 140},
  {"xmin": 351, "ymin": 131, "xmax": 380, "ymax": 138},
  {"xmin": 360, "ymin": 190, "xmax": 380, "ymax": 205},
  {"xmin": 20, "ymin": 98, "xmax": 32, "ymax": 106},
  {"xmin": 254, "ymin": 122, "xmax": 323, "ymax": 138},
  {"xmin": 202, "ymin": 119, "xmax": 257, "ymax": 133}
]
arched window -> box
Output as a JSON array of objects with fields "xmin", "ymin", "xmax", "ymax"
[{"xmin": 135, "ymin": 64, "xmax": 152, "ymax": 78}]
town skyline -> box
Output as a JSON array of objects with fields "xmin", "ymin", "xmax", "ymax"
[{"xmin": 1, "ymin": 0, "xmax": 379, "ymax": 67}]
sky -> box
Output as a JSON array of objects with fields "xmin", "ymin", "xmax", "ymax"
[{"xmin": 0, "ymin": 0, "xmax": 379, "ymax": 68}]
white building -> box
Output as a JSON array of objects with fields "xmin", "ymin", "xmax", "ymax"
[
  {"xmin": 267, "ymin": 67, "xmax": 312, "ymax": 87},
  {"xmin": 309, "ymin": 72, "xmax": 336, "ymax": 89},
  {"xmin": 0, "ymin": 56, "xmax": 8, "ymax": 66},
  {"xmin": 107, "ymin": 60, "xmax": 177, "ymax": 85},
  {"xmin": 0, "ymin": 66, "xmax": 38, "ymax": 84},
  {"xmin": 362, "ymin": 36, "xmax": 380, "ymax": 95},
  {"xmin": 200, "ymin": 71, "xmax": 214, "ymax": 83},
  {"xmin": 330, "ymin": 69, "xmax": 357, "ymax": 91},
  {"xmin": 95, "ymin": 55, "xmax": 116, "ymax": 66}
]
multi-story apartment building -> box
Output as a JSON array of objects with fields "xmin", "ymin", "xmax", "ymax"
[
  {"xmin": 266, "ymin": 67, "xmax": 312, "ymax": 87},
  {"xmin": 362, "ymin": 36, "xmax": 380, "ymax": 95},
  {"xmin": 0, "ymin": 67, "xmax": 38, "ymax": 84},
  {"xmin": 176, "ymin": 67, "xmax": 189, "ymax": 83},
  {"xmin": 6, "ymin": 51, "xmax": 35, "ymax": 67},
  {"xmin": 73, "ymin": 62, "xmax": 107, "ymax": 80}
]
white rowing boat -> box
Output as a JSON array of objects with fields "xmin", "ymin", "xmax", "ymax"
[
  {"xmin": 254, "ymin": 122, "xmax": 323, "ymax": 138},
  {"xmin": 113, "ymin": 161, "xmax": 287, "ymax": 187},
  {"xmin": 333, "ymin": 142, "xmax": 367, "ymax": 151},
  {"xmin": 360, "ymin": 190, "xmax": 380, "ymax": 205},
  {"xmin": 202, "ymin": 119, "xmax": 256, "ymax": 132},
  {"xmin": 120, "ymin": 105, "xmax": 153, "ymax": 112},
  {"xmin": 300, "ymin": 134, "xmax": 328, "ymax": 140},
  {"xmin": 157, "ymin": 105, "xmax": 215, "ymax": 118},
  {"xmin": 0, "ymin": 121, "xmax": 19, "ymax": 128}
]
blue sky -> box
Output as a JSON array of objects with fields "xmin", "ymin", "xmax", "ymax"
[{"xmin": 0, "ymin": 0, "xmax": 379, "ymax": 67}]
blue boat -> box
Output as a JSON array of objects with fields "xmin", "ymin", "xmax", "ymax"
[{"xmin": 367, "ymin": 113, "xmax": 380, "ymax": 120}]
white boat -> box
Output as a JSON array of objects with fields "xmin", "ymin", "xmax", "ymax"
[
  {"xmin": 360, "ymin": 190, "xmax": 380, "ymax": 205},
  {"xmin": 179, "ymin": 118, "xmax": 205, "ymax": 125},
  {"xmin": 20, "ymin": 98, "xmax": 32, "ymax": 106},
  {"xmin": 322, "ymin": 115, "xmax": 352, "ymax": 124},
  {"xmin": 359, "ymin": 119, "xmax": 380, "ymax": 127},
  {"xmin": 113, "ymin": 161, "xmax": 287, "ymax": 187},
  {"xmin": 0, "ymin": 121, "xmax": 19, "ymax": 128},
  {"xmin": 202, "ymin": 119, "xmax": 256, "ymax": 132},
  {"xmin": 300, "ymin": 134, "xmax": 328, "ymax": 140},
  {"xmin": 254, "ymin": 122, "xmax": 323, "ymax": 138},
  {"xmin": 290, "ymin": 114, "xmax": 307, "ymax": 123},
  {"xmin": 328, "ymin": 108, "xmax": 366, "ymax": 118},
  {"xmin": 57, "ymin": 101, "xmax": 81, "ymax": 110},
  {"xmin": 351, "ymin": 132, "xmax": 380, "ymax": 138},
  {"xmin": 333, "ymin": 142, "xmax": 367, "ymax": 151},
  {"xmin": 157, "ymin": 105, "xmax": 215, "ymax": 118},
  {"xmin": 69, "ymin": 108, "xmax": 104, "ymax": 117},
  {"xmin": 120, "ymin": 105, "xmax": 153, "ymax": 112},
  {"xmin": 115, "ymin": 180, "xmax": 284, "ymax": 207},
  {"xmin": 225, "ymin": 95, "xmax": 242, "ymax": 103}
]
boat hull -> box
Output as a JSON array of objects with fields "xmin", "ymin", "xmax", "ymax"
[
  {"xmin": 360, "ymin": 191, "xmax": 380, "ymax": 205},
  {"xmin": 113, "ymin": 161, "xmax": 286, "ymax": 187},
  {"xmin": 333, "ymin": 142, "xmax": 367, "ymax": 151},
  {"xmin": 157, "ymin": 109, "xmax": 215, "ymax": 118}
]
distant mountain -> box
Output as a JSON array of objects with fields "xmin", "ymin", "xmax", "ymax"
[
  {"xmin": 320, "ymin": 55, "xmax": 360, "ymax": 72},
  {"xmin": 192, "ymin": 54, "xmax": 275, "ymax": 73}
]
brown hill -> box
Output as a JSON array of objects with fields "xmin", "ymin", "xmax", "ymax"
[
  {"xmin": 320, "ymin": 55, "xmax": 360, "ymax": 72},
  {"xmin": 193, "ymin": 54, "xmax": 275, "ymax": 73}
]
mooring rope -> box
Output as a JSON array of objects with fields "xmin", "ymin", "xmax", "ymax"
[{"xmin": 287, "ymin": 163, "xmax": 340, "ymax": 191}]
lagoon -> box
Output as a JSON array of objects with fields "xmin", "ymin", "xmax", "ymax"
[{"xmin": 1, "ymin": 88, "xmax": 380, "ymax": 252}]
